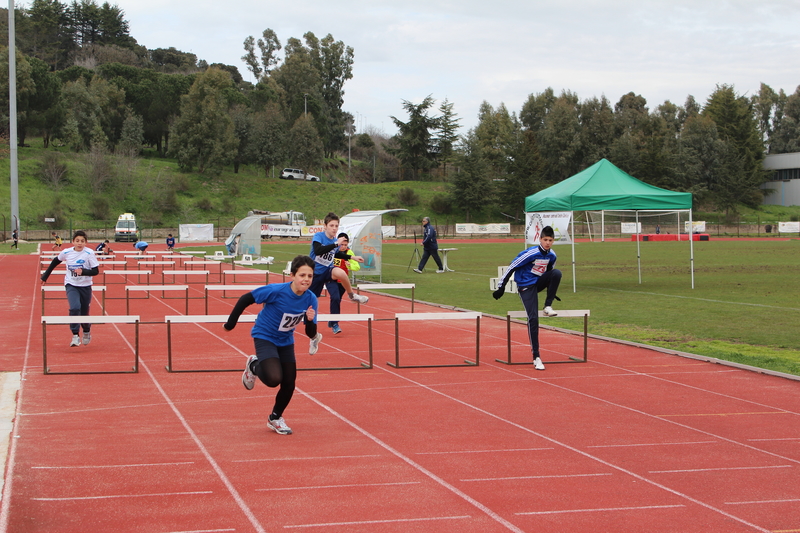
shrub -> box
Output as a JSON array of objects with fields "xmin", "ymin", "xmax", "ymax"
[
  {"xmin": 39, "ymin": 152, "xmax": 69, "ymax": 190},
  {"xmin": 196, "ymin": 197, "xmax": 213, "ymax": 211},
  {"xmin": 429, "ymin": 194, "xmax": 452, "ymax": 215},
  {"xmin": 396, "ymin": 187, "xmax": 419, "ymax": 206}
]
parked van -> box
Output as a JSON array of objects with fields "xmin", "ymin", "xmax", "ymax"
[{"xmin": 114, "ymin": 213, "xmax": 138, "ymax": 242}]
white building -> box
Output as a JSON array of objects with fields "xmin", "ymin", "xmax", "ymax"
[{"xmin": 762, "ymin": 152, "xmax": 800, "ymax": 206}]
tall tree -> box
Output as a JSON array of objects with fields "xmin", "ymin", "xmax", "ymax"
[
  {"xmin": 241, "ymin": 28, "xmax": 282, "ymax": 81},
  {"xmin": 473, "ymin": 101, "xmax": 516, "ymax": 179},
  {"xmin": 388, "ymin": 96, "xmax": 440, "ymax": 180},
  {"xmin": 450, "ymin": 130, "xmax": 489, "ymax": 222},
  {"xmin": 501, "ymin": 129, "xmax": 545, "ymax": 222},
  {"xmin": 171, "ymin": 68, "xmax": 238, "ymax": 174},
  {"xmin": 25, "ymin": 0, "xmax": 75, "ymax": 70},
  {"xmin": 249, "ymin": 103, "xmax": 288, "ymax": 177},
  {"xmin": 539, "ymin": 91, "xmax": 582, "ymax": 183},
  {"xmin": 434, "ymin": 98, "xmax": 460, "ymax": 177},
  {"xmin": 288, "ymin": 113, "xmax": 324, "ymax": 176},
  {"xmin": 769, "ymin": 86, "xmax": 800, "ymax": 154}
]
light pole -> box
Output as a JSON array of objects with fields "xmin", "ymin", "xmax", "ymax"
[{"xmin": 303, "ymin": 93, "xmax": 308, "ymax": 116}]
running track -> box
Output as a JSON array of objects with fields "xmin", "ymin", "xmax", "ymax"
[{"xmin": 1, "ymin": 250, "xmax": 799, "ymax": 532}]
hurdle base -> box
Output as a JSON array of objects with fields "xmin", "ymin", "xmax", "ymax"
[{"xmin": 388, "ymin": 359, "xmax": 478, "ymax": 369}]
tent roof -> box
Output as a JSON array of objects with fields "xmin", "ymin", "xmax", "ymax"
[{"xmin": 525, "ymin": 159, "xmax": 692, "ymax": 212}]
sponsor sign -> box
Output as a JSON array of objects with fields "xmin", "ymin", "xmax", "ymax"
[
  {"xmin": 455, "ymin": 223, "xmax": 511, "ymax": 234},
  {"xmin": 684, "ymin": 221, "xmax": 706, "ymax": 233},
  {"xmin": 525, "ymin": 212, "xmax": 572, "ymax": 245},
  {"xmin": 778, "ymin": 221, "xmax": 800, "ymax": 233}
]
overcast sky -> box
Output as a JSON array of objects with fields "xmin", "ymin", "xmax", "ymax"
[{"xmin": 119, "ymin": 0, "xmax": 799, "ymax": 136}]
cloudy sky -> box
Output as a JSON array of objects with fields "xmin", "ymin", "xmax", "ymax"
[{"xmin": 120, "ymin": 0, "xmax": 799, "ymax": 135}]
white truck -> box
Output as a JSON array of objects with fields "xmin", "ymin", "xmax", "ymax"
[
  {"xmin": 247, "ymin": 210, "xmax": 307, "ymax": 238},
  {"xmin": 114, "ymin": 213, "xmax": 138, "ymax": 242}
]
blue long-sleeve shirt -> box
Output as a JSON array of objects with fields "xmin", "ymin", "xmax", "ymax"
[{"xmin": 498, "ymin": 245, "xmax": 557, "ymax": 289}]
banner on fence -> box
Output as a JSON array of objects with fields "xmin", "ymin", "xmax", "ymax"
[
  {"xmin": 300, "ymin": 225, "xmax": 325, "ymax": 236},
  {"xmin": 381, "ymin": 226, "xmax": 396, "ymax": 238},
  {"xmin": 620, "ymin": 222, "xmax": 642, "ymax": 234},
  {"xmin": 684, "ymin": 221, "xmax": 706, "ymax": 233},
  {"xmin": 179, "ymin": 224, "xmax": 214, "ymax": 242},
  {"xmin": 525, "ymin": 212, "xmax": 572, "ymax": 245},
  {"xmin": 778, "ymin": 221, "xmax": 800, "ymax": 233},
  {"xmin": 455, "ymin": 223, "xmax": 511, "ymax": 234}
]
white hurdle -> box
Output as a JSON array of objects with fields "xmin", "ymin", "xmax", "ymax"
[
  {"xmin": 389, "ymin": 312, "xmax": 481, "ymax": 369},
  {"xmin": 163, "ymin": 313, "xmax": 374, "ymax": 372},
  {"xmin": 126, "ymin": 285, "xmax": 191, "ymax": 314},
  {"xmin": 41, "ymin": 315, "xmax": 140, "ymax": 374},
  {"xmin": 203, "ymin": 285, "xmax": 261, "ymax": 313},
  {"xmin": 357, "ymin": 283, "xmax": 416, "ymax": 312},
  {"xmin": 500, "ymin": 309, "xmax": 591, "ymax": 365},
  {"xmin": 41, "ymin": 285, "xmax": 106, "ymax": 314}
]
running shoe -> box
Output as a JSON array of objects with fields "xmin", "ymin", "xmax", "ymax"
[
  {"xmin": 332, "ymin": 324, "xmax": 342, "ymax": 335},
  {"xmin": 436, "ymin": 270, "xmax": 445, "ymax": 273},
  {"xmin": 534, "ymin": 357, "xmax": 545, "ymax": 371},
  {"xmin": 543, "ymin": 306, "xmax": 557, "ymax": 317},
  {"xmin": 268, "ymin": 416, "xmax": 292, "ymax": 435},
  {"xmin": 242, "ymin": 354, "xmax": 258, "ymax": 390},
  {"xmin": 412, "ymin": 268, "xmax": 422, "ymax": 274},
  {"xmin": 349, "ymin": 292, "xmax": 369, "ymax": 304},
  {"xmin": 82, "ymin": 332, "xmax": 92, "ymax": 345},
  {"xmin": 309, "ymin": 333, "xmax": 323, "ymax": 355},
  {"xmin": 69, "ymin": 335, "xmax": 80, "ymax": 347}
]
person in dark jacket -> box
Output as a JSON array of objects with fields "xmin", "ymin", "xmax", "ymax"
[{"xmin": 413, "ymin": 217, "xmax": 444, "ymax": 273}]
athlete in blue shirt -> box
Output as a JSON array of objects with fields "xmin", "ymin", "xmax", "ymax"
[
  {"xmin": 493, "ymin": 226, "xmax": 562, "ymax": 370},
  {"xmin": 309, "ymin": 212, "xmax": 369, "ymax": 319},
  {"xmin": 224, "ymin": 255, "xmax": 320, "ymax": 435}
]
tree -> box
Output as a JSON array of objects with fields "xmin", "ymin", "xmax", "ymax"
[
  {"xmin": 578, "ymin": 95, "xmax": 614, "ymax": 167},
  {"xmin": 229, "ymin": 104, "xmax": 252, "ymax": 173},
  {"xmin": 501, "ymin": 129, "xmax": 545, "ymax": 222},
  {"xmin": 769, "ymin": 86, "xmax": 800, "ymax": 154},
  {"xmin": 388, "ymin": 96, "xmax": 440, "ymax": 180},
  {"xmin": 171, "ymin": 68, "xmax": 238, "ymax": 174},
  {"xmin": 25, "ymin": 0, "xmax": 75, "ymax": 70},
  {"xmin": 539, "ymin": 91, "xmax": 582, "ymax": 183},
  {"xmin": 242, "ymin": 28, "xmax": 282, "ymax": 81},
  {"xmin": 473, "ymin": 101, "xmax": 516, "ymax": 179},
  {"xmin": 520, "ymin": 87, "xmax": 555, "ymax": 133},
  {"xmin": 450, "ymin": 130, "xmax": 489, "ymax": 222},
  {"xmin": 249, "ymin": 103, "xmax": 288, "ymax": 177},
  {"xmin": 435, "ymin": 98, "xmax": 460, "ymax": 176},
  {"xmin": 288, "ymin": 113, "xmax": 323, "ymax": 176}
]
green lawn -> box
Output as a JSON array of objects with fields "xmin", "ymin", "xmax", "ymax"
[{"xmin": 246, "ymin": 238, "xmax": 800, "ymax": 376}]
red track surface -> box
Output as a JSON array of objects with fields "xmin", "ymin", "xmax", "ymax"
[{"xmin": 2, "ymin": 247, "xmax": 799, "ymax": 532}]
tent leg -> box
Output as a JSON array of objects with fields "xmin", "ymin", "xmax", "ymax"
[
  {"xmin": 571, "ymin": 212, "xmax": 576, "ymax": 293},
  {"xmin": 689, "ymin": 209, "xmax": 695, "ymax": 289},
  {"xmin": 636, "ymin": 210, "xmax": 641, "ymax": 284}
]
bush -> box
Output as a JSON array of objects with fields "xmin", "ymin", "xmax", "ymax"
[
  {"xmin": 196, "ymin": 197, "xmax": 213, "ymax": 211},
  {"xmin": 90, "ymin": 197, "xmax": 111, "ymax": 220},
  {"xmin": 39, "ymin": 152, "xmax": 69, "ymax": 190},
  {"xmin": 396, "ymin": 187, "xmax": 420, "ymax": 206},
  {"xmin": 429, "ymin": 194, "xmax": 452, "ymax": 215}
]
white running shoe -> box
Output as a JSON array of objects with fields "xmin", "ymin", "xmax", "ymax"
[
  {"xmin": 69, "ymin": 335, "xmax": 80, "ymax": 347},
  {"xmin": 268, "ymin": 416, "xmax": 292, "ymax": 435},
  {"xmin": 534, "ymin": 357, "xmax": 545, "ymax": 371},
  {"xmin": 309, "ymin": 333, "xmax": 323, "ymax": 355},
  {"xmin": 242, "ymin": 354, "xmax": 257, "ymax": 390},
  {"xmin": 412, "ymin": 268, "xmax": 422, "ymax": 274},
  {"xmin": 436, "ymin": 269, "xmax": 445, "ymax": 273},
  {"xmin": 543, "ymin": 306, "xmax": 557, "ymax": 317},
  {"xmin": 82, "ymin": 332, "xmax": 91, "ymax": 345},
  {"xmin": 349, "ymin": 292, "xmax": 369, "ymax": 304}
]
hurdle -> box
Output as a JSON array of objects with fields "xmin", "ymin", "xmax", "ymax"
[
  {"xmin": 41, "ymin": 285, "xmax": 106, "ymax": 315},
  {"xmin": 357, "ymin": 283, "xmax": 415, "ymax": 312},
  {"xmin": 126, "ymin": 285, "xmax": 191, "ymax": 314},
  {"xmin": 102, "ymin": 269, "xmax": 152, "ymax": 285},
  {"xmin": 164, "ymin": 313, "xmax": 374, "ymax": 372},
  {"xmin": 136, "ymin": 260, "xmax": 176, "ymax": 273},
  {"xmin": 222, "ymin": 269, "xmax": 269, "ymax": 285},
  {"xmin": 41, "ymin": 315, "xmax": 140, "ymax": 374},
  {"xmin": 203, "ymin": 285, "xmax": 261, "ymax": 313},
  {"xmin": 182, "ymin": 260, "xmax": 224, "ymax": 281},
  {"xmin": 498, "ymin": 310, "xmax": 591, "ymax": 365},
  {"xmin": 161, "ymin": 270, "xmax": 210, "ymax": 285},
  {"xmin": 388, "ymin": 312, "xmax": 481, "ymax": 369}
]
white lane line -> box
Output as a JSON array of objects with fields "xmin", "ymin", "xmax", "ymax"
[
  {"xmin": 283, "ymin": 515, "xmax": 472, "ymax": 529},
  {"xmin": 378, "ymin": 366, "xmax": 774, "ymax": 533},
  {"xmin": 257, "ymin": 481, "xmax": 421, "ymax": 492},
  {"xmin": 462, "ymin": 472, "xmax": 612, "ymax": 482},
  {"xmin": 748, "ymin": 437, "xmax": 800, "ymax": 442},
  {"xmin": 416, "ymin": 447, "xmax": 553, "ymax": 455},
  {"xmin": 31, "ymin": 462, "xmax": 195, "ymax": 469},
  {"xmin": 31, "ymin": 490, "xmax": 213, "ymax": 501},
  {"xmin": 165, "ymin": 529, "xmax": 235, "ymax": 533},
  {"xmin": 300, "ymin": 392, "xmax": 527, "ymax": 533},
  {"xmin": 587, "ymin": 441, "xmax": 717, "ymax": 448},
  {"xmin": 516, "ymin": 504, "xmax": 685, "ymax": 516},
  {"xmin": 725, "ymin": 498, "xmax": 800, "ymax": 505},
  {"xmin": 233, "ymin": 454, "xmax": 381, "ymax": 463},
  {"xmin": 650, "ymin": 465, "xmax": 792, "ymax": 474}
]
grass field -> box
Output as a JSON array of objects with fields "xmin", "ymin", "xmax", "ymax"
[{"xmin": 236, "ymin": 238, "xmax": 800, "ymax": 376}]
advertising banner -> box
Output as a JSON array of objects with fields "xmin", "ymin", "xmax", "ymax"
[
  {"xmin": 525, "ymin": 212, "xmax": 572, "ymax": 245},
  {"xmin": 179, "ymin": 224, "xmax": 214, "ymax": 242},
  {"xmin": 778, "ymin": 221, "xmax": 800, "ymax": 233},
  {"xmin": 684, "ymin": 221, "xmax": 706, "ymax": 233},
  {"xmin": 621, "ymin": 222, "xmax": 642, "ymax": 234},
  {"xmin": 455, "ymin": 223, "xmax": 511, "ymax": 234}
]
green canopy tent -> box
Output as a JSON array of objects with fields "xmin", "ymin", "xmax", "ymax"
[{"xmin": 524, "ymin": 159, "xmax": 695, "ymax": 290}]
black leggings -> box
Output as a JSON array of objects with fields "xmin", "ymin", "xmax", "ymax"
[{"xmin": 254, "ymin": 358, "xmax": 297, "ymax": 418}]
